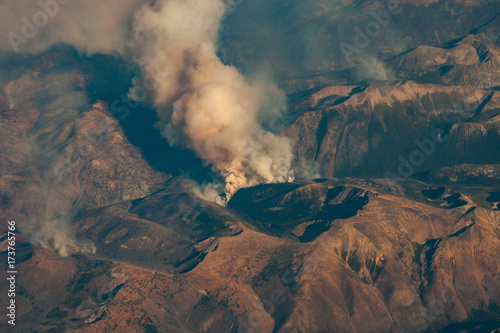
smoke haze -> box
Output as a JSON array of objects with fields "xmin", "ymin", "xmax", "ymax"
[
  {"xmin": 0, "ymin": 0, "xmax": 149, "ymax": 54},
  {"xmin": 32, "ymin": 216, "xmax": 96, "ymax": 257},
  {"xmin": 0, "ymin": 0, "xmax": 296, "ymax": 199}
]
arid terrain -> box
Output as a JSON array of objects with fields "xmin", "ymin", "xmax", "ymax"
[{"xmin": 0, "ymin": 0, "xmax": 499, "ymax": 332}]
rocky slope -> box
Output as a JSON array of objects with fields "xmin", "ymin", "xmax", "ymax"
[
  {"xmin": 219, "ymin": 0, "xmax": 500, "ymax": 79},
  {"xmin": 286, "ymin": 81, "xmax": 500, "ymax": 178},
  {"xmin": 0, "ymin": 51, "xmax": 169, "ymax": 256},
  {"xmin": 1, "ymin": 179, "xmax": 499, "ymax": 332},
  {"xmin": 0, "ymin": 0, "xmax": 499, "ymax": 332}
]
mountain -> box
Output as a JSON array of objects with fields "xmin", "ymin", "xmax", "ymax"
[
  {"xmin": 286, "ymin": 80, "xmax": 500, "ymax": 178},
  {"xmin": 2, "ymin": 177, "xmax": 500, "ymax": 332},
  {"xmin": 1, "ymin": 0, "xmax": 500, "ymax": 332}
]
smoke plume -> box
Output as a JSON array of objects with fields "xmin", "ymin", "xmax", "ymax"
[
  {"xmin": 0, "ymin": 0, "xmax": 295, "ymax": 200},
  {"xmin": 32, "ymin": 216, "xmax": 96, "ymax": 257},
  {"xmin": 129, "ymin": 0, "xmax": 295, "ymax": 197}
]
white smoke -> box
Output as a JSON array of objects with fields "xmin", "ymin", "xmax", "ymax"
[
  {"xmin": 129, "ymin": 0, "xmax": 295, "ymax": 198},
  {"xmin": 189, "ymin": 182, "xmax": 227, "ymax": 206},
  {"xmin": 0, "ymin": 0, "xmax": 148, "ymax": 55},
  {"xmin": 32, "ymin": 216, "xmax": 96, "ymax": 257},
  {"xmin": 354, "ymin": 54, "xmax": 395, "ymax": 82}
]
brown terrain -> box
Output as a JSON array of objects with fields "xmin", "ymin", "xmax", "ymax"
[{"xmin": 0, "ymin": 0, "xmax": 500, "ymax": 332}]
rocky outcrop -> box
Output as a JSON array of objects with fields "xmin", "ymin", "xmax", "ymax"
[
  {"xmin": 286, "ymin": 81, "xmax": 500, "ymax": 178},
  {"xmin": 3, "ymin": 180, "xmax": 499, "ymax": 332}
]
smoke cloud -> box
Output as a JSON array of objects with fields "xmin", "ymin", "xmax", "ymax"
[
  {"xmin": 353, "ymin": 54, "xmax": 395, "ymax": 82},
  {"xmin": 0, "ymin": 0, "xmax": 295, "ymax": 200},
  {"xmin": 0, "ymin": 0, "xmax": 147, "ymax": 55},
  {"xmin": 32, "ymin": 216, "xmax": 96, "ymax": 257},
  {"xmin": 129, "ymin": 0, "xmax": 295, "ymax": 198}
]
